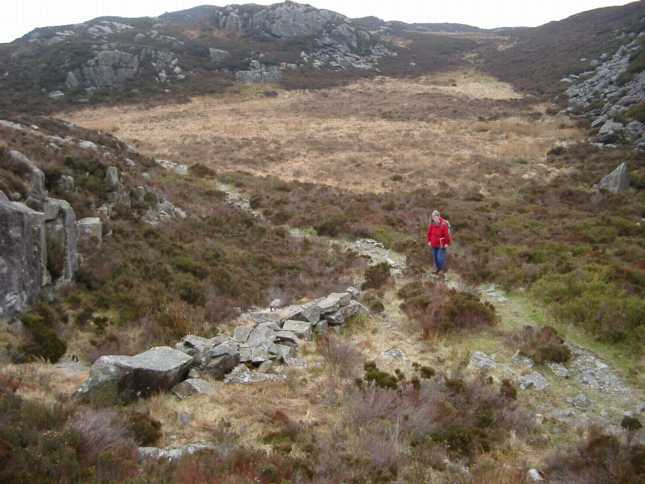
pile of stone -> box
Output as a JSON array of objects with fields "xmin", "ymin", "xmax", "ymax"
[{"xmin": 76, "ymin": 288, "xmax": 367, "ymax": 403}]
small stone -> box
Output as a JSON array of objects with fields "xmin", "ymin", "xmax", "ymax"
[
  {"xmin": 519, "ymin": 372, "xmax": 549, "ymax": 391},
  {"xmin": 568, "ymin": 393, "xmax": 592, "ymax": 409},
  {"xmin": 469, "ymin": 351, "xmax": 497, "ymax": 370},
  {"xmin": 548, "ymin": 362, "xmax": 570, "ymax": 378},
  {"xmin": 326, "ymin": 311, "xmax": 345, "ymax": 326},
  {"xmin": 383, "ymin": 348, "xmax": 406, "ymax": 360},
  {"xmin": 528, "ymin": 469, "xmax": 544, "ymax": 481},
  {"xmin": 346, "ymin": 287, "xmax": 360, "ymax": 299},
  {"xmin": 511, "ymin": 351, "xmax": 534, "ymax": 369},
  {"xmin": 172, "ymin": 378, "xmax": 215, "ymax": 399}
]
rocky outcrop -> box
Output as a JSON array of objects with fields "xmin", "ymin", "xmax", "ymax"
[
  {"xmin": 0, "ymin": 150, "xmax": 81, "ymax": 316},
  {"xmin": 0, "ymin": 193, "xmax": 47, "ymax": 317},
  {"xmin": 565, "ymin": 34, "xmax": 645, "ymax": 149},
  {"xmin": 66, "ymin": 48, "xmax": 185, "ymax": 90},
  {"xmin": 235, "ymin": 61, "xmax": 282, "ymax": 84},
  {"xmin": 76, "ymin": 346, "xmax": 193, "ymax": 403}
]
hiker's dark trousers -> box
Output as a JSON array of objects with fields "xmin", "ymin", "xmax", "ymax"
[{"xmin": 433, "ymin": 247, "xmax": 447, "ymax": 272}]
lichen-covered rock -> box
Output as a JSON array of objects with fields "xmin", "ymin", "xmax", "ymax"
[
  {"xmin": 76, "ymin": 346, "xmax": 193, "ymax": 403},
  {"xmin": 209, "ymin": 48, "xmax": 231, "ymax": 63},
  {"xmin": 282, "ymin": 320, "xmax": 313, "ymax": 339},
  {"xmin": 224, "ymin": 364, "xmax": 287, "ymax": 384},
  {"xmin": 0, "ymin": 193, "xmax": 46, "ymax": 317},
  {"xmin": 138, "ymin": 443, "xmax": 216, "ymax": 461},
  {"xmin": 172, "ymin": 378, "xmax": 215, "ymax": 399},
  {"xmin": 44, "ymin": 198, "xmax": 78, "ymax": 284}
]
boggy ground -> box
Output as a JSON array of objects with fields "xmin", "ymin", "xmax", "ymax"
[{"xmin": 65, "ymin": 70, "xmax": 583, "ymax": 194}]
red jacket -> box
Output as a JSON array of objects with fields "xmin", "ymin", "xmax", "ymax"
[{"xmin": 427, "ymin": 218, "xmax": 452, "ymax": 248}]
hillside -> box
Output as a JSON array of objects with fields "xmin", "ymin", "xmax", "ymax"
[
  {"xmin": 0, "ymin": 1, "xmax": 644, "ymax": 483},
  {"xmin": 482, "ymin": 0, "xmax": 645, "ymax": 96}
]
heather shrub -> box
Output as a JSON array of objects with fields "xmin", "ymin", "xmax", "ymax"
[
  {"xmin": 362, "ymin": 262, "xmax": 391, "ymax": 290},
  {"xmin": 402, "ymin": 283, "xmax": 496, "ymax": 337},
  {"xmin": 362, "ymin": 290, "xmax": 385, "ymax": 313},
  {"xmin": 317, "ymin": 334, "xmax": 363, "ymax": 377},
  {"xmin": 126, "ymin": 410, "xmax": 162, "ymax": 446},
  {"xmin": 19, "ymin": 305, "xmax": 67, "ymax": 362},
  {"xmin": 0, "ymin": 389, "xmax": 138, "ymax": 483},
  {"xmin": 533, "ymin": 268, "xmax": 645, "ymax": 350},
  {"xmin": 64, "ymin": 408, "xmax": 136, "ymax": 465},
  {"xmin": 544, "ymin": 425, "xmax": 644, "ymax": 483},
  {"xmin": 340, "ymin": 370, "xmax": 533, "ymax": 480},
  {"xmin": 510, "ymin": 325, "xmax": 572, "ymax": 364}
]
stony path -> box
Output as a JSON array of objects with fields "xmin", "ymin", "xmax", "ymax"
[
  {"xmin": 216, "ymin": 181, "xmax": 406, "ymax": 275},
  {"xmin": 217, "ymin": 179, "xmax": 644, "ymax": 440}
]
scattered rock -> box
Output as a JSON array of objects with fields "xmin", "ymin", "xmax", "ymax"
[
  {"xmin": 209, "ymin": 48, "xmax": 231, "ymax": 63},
  {"xmin": 548, "ymin": 362, "xmax": 570, "ymax": 378},
  {"xmin": 172, "ymin": 378, "xmax": 215, "ymax": 399},
  {"xmin": 138, "ymin": 444, "xmax": 216, "ymax": 461},
  {"xmin": 224, "ymin": 365, "xmax": 287, "ymax": 384},
  {"xmin": 528, "ymin": 469, "xmax": 545, "ymax": 482},
  {"xmin": 382, "ymin": 348, "xmax": 406, "ymax": 360},
  {"xmin": 469, "ymin": 351, "xmax": 497, "ymax": 370},
  {"xmin": 567, "ymin": 393, "xmax": 592, "ymax": 410},
  {"xmin": 519, "ymin": 372, "xmax": 549, "ymax": 391}
]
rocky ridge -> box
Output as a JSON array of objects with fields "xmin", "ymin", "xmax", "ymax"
[
  {"xmin": 4, "ymin": 1, "xmax": 394, "ymax": 102},
  {"xmin": 0, "ymin": 118, "xmax": 187, "ymax": 317}
]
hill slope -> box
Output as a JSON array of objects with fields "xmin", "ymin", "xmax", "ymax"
[{"xmin": 482, "ymin": 0, "xmax": 645, "ymax": 96}]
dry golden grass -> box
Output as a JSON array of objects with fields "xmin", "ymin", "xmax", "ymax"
[{"xmin": 65, "ymin": 71, "xmax": 583, "ymax": 194}]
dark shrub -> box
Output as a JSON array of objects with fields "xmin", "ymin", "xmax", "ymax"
[
  {"xmin": 362, "ymin": 291, "xmax": 385, "ymax": 313},
  {"xmin": 404, "ymin": 283, "xmax": 496, "ymax": 337},
  {"xmin": 190, "ymin": 163, "xmax": 217, "ymax": 178},
  {"xmin": 315, "ymin": 216, "xmax": 348, "ymax": 237},
  {"xmin": 127, "ymin": 410, "xmax": 162, "ymax": 446},
  {"xmin": 361, "ymin": 361, "xmax": 399, "ymax": 390},
  {"xmin": 544, "ymin": 426, "xmax": 644, "ymax": 483},
  {"xmin": 362, "ymin": 262, "xmax": 391, "ymax": 290},
  {"xmin": 512, "ymin": 325, "xmax": 572, "ymax": 364},
  {"xmin": 46, "ymin": 235, "xmax": 66, "ymax": 281},
  {"xmin": 19, "ymin": 307, "xmax": 67, "ymax": 362}
]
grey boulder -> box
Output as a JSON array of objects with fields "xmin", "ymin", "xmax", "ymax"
[
  {"xmin": 76, "ymin": 346, "xmax": 193, "ymax": 403},
  {"xmin": 598, "ymin": 162, "xmax": 630, "ymax": 193}
]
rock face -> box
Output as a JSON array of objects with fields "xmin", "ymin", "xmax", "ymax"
[
  {"xmin": 0, "ymin": 150, "xmax": 81, "ymax": 317},
  {"xmin": 598, "ymin": 162, "xmax": 630, "ymax": 193},
  {"xmin": 565, "ymin": 35, "xmax": 645, "ymax": 149},
  {"xmin": 76, "ymin": 346, "xmax": 193, "ymax": 403},
  {"xmin": 0, "ymin": 194, "xmax": 46, "ymax": 317}
]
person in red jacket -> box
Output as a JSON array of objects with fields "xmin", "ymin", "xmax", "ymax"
[{"xmin": 427, "ymin": 210, "xmax": 452, "ymax": 275}]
